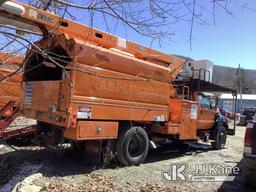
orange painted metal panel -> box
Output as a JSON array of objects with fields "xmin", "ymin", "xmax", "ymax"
[
  {"xmin": 78, "ymin": 121, "xmax": 118, "ymax": 140},
  {"xmin": 197, "ymin": 108, "xmax": 216, "ymax": 130},
  {"xmin": 21, "ymin": 87, "xmax": 169, "ymax": 126},
  {"xmin": 169, "ymin": 99, "xmax": 198, "ymax": 140},
  {"xmin": 23, "ymin": 81, "xmax": 61, "ymax": 111},
  {"xmin": 71, "ymin": 66, "xmax": 172, "ymax": 106},
  {"xmin": 21, "ymin": 54, "xmax": 172, "ymax": 124},
  {"xmin": 29, "ymin": 34, "xmax": 177, "ymax": 84},
  {"xmin": 72, "ymin": 103, "xmax": 168, "ymax": 122},
  {"xmin": 151, "ymin": 123, "xmax": 180, "ymax": 135},
  {"xmin": 0, "ymin": 53, "xmax": 23, "ymax": 108},
  {"xmin": 0, "ymin": 53, "xmax": 23, "ymax": 66},
  {"xmin": 0, "ymin": 81, "xmax": 20, "ymax": 106},
  {"xmin": 1, "ymin": 1, "xmax": 186, "ymax": 77},
  {"xmin": 179, "ymin": 101, "xmax": 198, "ymax": 140},
  {"xmin": 0, "ymin": 1, "xmax": 194, "ymax": 140},
  {"xmin": 0, "ymin": 69, "xmax": 22, "ymax": 83},
  {"xmin": 193, "ymin": 92, "xmax": 216, "ymax": 130},
  {"xmin": 0, "ymin": 69, "xmax": 21, "ymax": 106},
  {"xmin": 64, "ymin": 121, "xmax": 118, "ymax": 140},
  {"xmin": 169, "ymin": 99, "xmax": 182, "ymax": 124},
  {"xmin": 63, "ymin": 126, "xmax": 78, "ymax": 140},
  {"xmin": 21, "ymin": 108, "xmax": 69, "ymax": 128}
]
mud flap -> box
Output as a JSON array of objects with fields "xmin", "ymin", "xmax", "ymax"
[{"xmin": 83, "ymin": 140, "xmax": 102, "ymax": 164}]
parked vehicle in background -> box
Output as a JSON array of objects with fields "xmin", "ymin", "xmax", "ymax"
[
  {"xmin": 243, "ymin": 121, "xmax": 256, "ymax": 186},
  {"xmin": 242, "ymin": 108, "xmax": 256, "ymax": 126},
  {"xmin": 219, "ymin": 108, "xmax": 238, "ymax": 120}
]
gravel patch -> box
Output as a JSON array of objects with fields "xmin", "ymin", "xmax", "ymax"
[{"xmin": 0, "ymin": 126, "xmax": 250, "ymax": 192}]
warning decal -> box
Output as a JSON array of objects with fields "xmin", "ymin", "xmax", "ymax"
[
  {"xmin": 191, "ymin": 104, "xmax": 198, "ymax": 119},
  {"xmin": 25, "ymin": 83, "xmax": 33, "ymax": 104},
  {"xmin": 77, "ymin": 106, "xmax": 92, "ymax": 119}
]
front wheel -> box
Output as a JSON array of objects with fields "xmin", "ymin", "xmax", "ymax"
[
  {"xmin": 116, "ymin": 126, "xmax": 149, "ymax": 166},
  {"xmin": 211, "ymin": 125, "xmax": 227, "ymax": 150}
]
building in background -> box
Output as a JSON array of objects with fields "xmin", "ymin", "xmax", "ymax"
[
  {"xmin": 179, "ymin": 60, "xmax": 214, "ymax": 82},
  {"xmin": 220, "ymin": 94, "xmax": 256, "ymax": 113},
  {"xmin": 191, "ymin": 60, "xmax": 213, "ymax": 82}
]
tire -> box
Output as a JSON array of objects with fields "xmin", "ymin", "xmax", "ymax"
[
  {"xmin": 36, "ymin": 121, "xmax": 51, "ymax": 134},
  {"xmin": 116, "ymin": 126, "xmax": 149, "ymax": 166},
  {"xmin": 243, "ymin": 158, "xmax": 256, "ymax": 187},
  {"xmin": 71, "ymin": 141, "xmax": 84, "ymax": 152},
  {"xmin": 244, "ymin": 165, "xmax": 254, "ymax": 186},
  {"xmin": 211, "ymin": 125, "xmax": 227, "ymax": 150}
]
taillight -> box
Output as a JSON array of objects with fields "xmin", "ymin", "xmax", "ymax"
[{"xmin": 244, "ymin": 123, "xmax": 253, "ymax": 146}]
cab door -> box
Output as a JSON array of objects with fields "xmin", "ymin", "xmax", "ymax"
[{"xmin": 197, "ymin": 94, "xmax": 216, "ymax": 130}]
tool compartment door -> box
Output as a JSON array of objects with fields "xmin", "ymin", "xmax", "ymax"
[
  {"xmin": 23, "ymin": 81, "xmax": 68, "ymax": 112},
  {"xmin": 179, "ymin": 100, "xmax": 198, "ymax": 140},
  {"xmin": 169, "ymin": 99, "xmax": 198, "ymax": 140}
]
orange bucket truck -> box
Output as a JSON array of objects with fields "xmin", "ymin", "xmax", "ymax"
[{"xmin": 0, "ymin": 0, "xmax": 232, "ymax": 165}]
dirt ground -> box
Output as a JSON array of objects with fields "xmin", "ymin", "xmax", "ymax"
[{"xmin": 0, "ymin": 126, "xmax": 253, "ymax": 192}]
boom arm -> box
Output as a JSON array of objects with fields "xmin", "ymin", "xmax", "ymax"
[{"xmin": 0, "ymin": 0, "xmax": 186, "ymax": 78}]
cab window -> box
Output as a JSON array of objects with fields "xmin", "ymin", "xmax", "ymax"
[{"xmin": 198, "ymin": 95, "xmax": 211, "ymax": 109}]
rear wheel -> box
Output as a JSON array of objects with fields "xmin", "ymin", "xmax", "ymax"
[
  {"xmin": 243, "ymin": 158, "xmax": 256, "ymax": 187},
  {"xmin": 211, "ymin": 125, "xmax": 227, "ymax": 150},
  {"xmin": 116, "ymin": 126, "xmax": 149, "ymax": 166}
]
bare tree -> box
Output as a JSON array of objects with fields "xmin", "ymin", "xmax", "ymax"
[{"xmin": 22, "ymin": 0, "xmax": 253, "ymax": 42}]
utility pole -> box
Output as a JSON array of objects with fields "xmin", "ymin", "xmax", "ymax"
[{"xmin": 238, "ymin": 64, "xmax": 243, "ymax": 113}]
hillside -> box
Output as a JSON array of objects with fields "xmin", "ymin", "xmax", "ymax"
[
  {"xmin": 212, "ymin": 65, "xmax": 256, "ymax": 94},
  {"xmin": 173, "ymin": 55, "xmax": 255, "ymax": 93}
]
